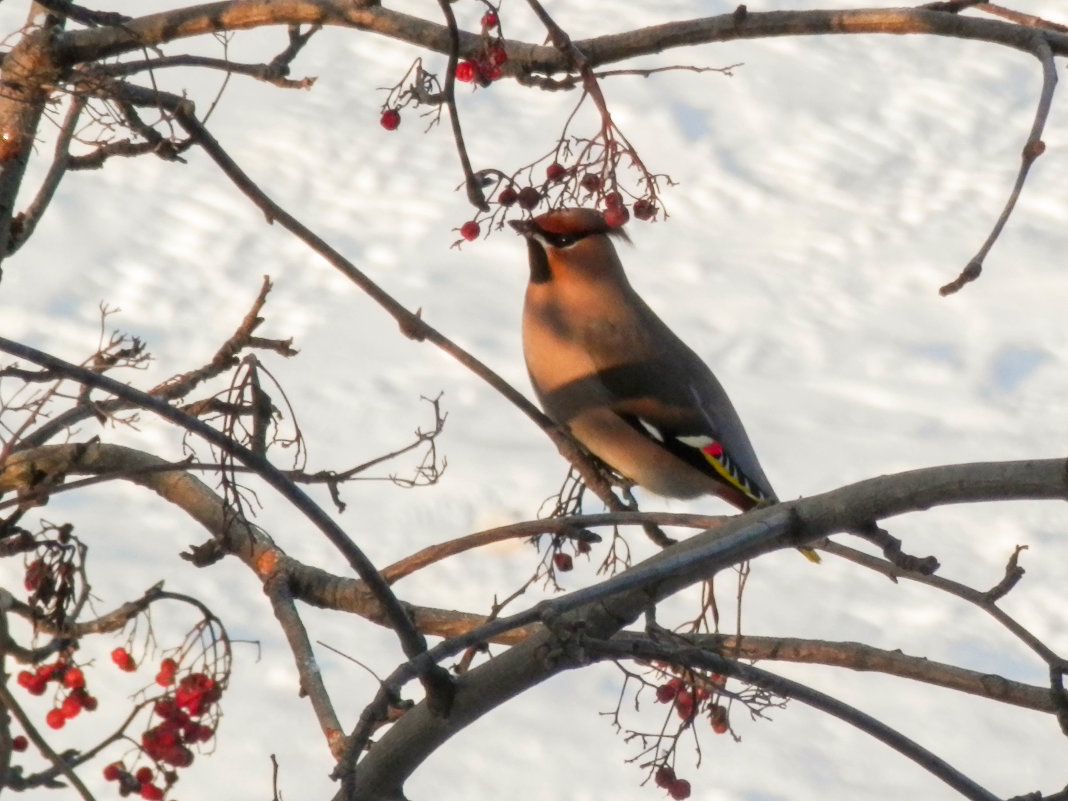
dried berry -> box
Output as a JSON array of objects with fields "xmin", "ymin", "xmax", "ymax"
[
  {"xmin": 633, "ymin": 198, "xmax": 656, "ymax": 220},
  {"xmin": 517, "ymin": 187, "xmax": 541, "ymax": 210},
  {"xmin": 580, "ymin": 174, "xmax": 602, "ymax": 193}
]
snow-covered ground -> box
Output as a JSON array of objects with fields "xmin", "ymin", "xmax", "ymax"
[{"xmin": 2, "ymin": 2, "xmax": 1068, "ymax": 800}]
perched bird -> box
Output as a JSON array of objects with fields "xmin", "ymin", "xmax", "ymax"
[{"xmin": 511, "ymin": 207, "xmax": 818, "ymax": 561}]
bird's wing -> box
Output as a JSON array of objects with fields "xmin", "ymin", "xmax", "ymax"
[{"xmin": 596, "ymin": 355, "xmax": 776, "ymax": 507}]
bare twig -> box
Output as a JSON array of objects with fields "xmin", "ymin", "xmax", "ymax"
[
  {"xmin": 591, "ymin": 636, "xmax": 1001, "ymax": 801},
  {"xmin": 821, "ymin": 539, "xmax": 1066, "ymax": 667},
  {"xmin": 8, "ymin": 96, "xmax": 85, "ymax": 253},
  {"xmin": 435, "ymin": 0, "xmax": 488, "ymax": 211},
  {"xmin": 380, "ymin": 511, "xmax": 726, "ymax": 584},
  {"xmin": 939, "ymin": 34, "xmax": 1056, "ymax": 295}
]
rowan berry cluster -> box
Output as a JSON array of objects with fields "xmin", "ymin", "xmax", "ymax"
[
  {"xmin": 654, "ymin": 676, "xmax": 730, "ymax": 733},
  {"xmin": 653, "ymin": 764, "xmax": 692, "ymax": 800},
  {"xmin": 15, "ymin": 660, "xmax": 98, "ymax": 730},
  {"xmin": 100, "ymin": 657, "xmax": 223, "ymax": 799}
]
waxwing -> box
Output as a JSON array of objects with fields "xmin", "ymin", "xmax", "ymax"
[{"xmin": 511, "ymin": 208, "xmax": 818, "ymax": 561}]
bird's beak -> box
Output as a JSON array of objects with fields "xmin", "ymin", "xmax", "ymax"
[{"xmin": 509, "ymin": 219, "xmax": 536, "ymax": 238}]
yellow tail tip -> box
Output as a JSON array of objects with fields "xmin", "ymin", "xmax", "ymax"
[{"xmin": 798, "ymin": 547, "xmax": 822, "ymax": 564}]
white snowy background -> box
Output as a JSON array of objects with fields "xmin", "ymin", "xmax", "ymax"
[{"xmin": 2, "ymin": 1, "xmax": 1067, "ymax": 800}]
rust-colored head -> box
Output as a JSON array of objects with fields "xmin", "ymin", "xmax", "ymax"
[{"xmin": 510, "ymin": 208, "xmax": 630, "ymax": 284}]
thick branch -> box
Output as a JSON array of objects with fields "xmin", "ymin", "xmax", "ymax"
[
  {"xmin": 53, "ymin": 5, "xmax": 1068, "ymax": 72},
  {"xmin": 344, "ymin": 457, "xmax": 1068, "ymax": 797}
]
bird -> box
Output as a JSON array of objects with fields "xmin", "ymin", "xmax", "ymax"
[{"xmin": 510, "ymin": 207, "xmax": 819, "ymax": 562}]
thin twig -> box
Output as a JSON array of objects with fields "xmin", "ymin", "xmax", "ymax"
[
  {"xmin": 940, "ymin": 34, "xmax": 1056, "ymax": 295},
  {"xmin": 592, "ymin": 636, "xmax": 1001, "ymax": 801},
  {"xmin": 9, "ymin": 96, "xmax": 85, "ymax": 254},
  {"xmin": 435, "ymin": 0, "xmax": 488, "ymax": 211},
  {"xmin": 381, "ymin": 511, "xmax": 726, "ymax": 584},
  {"xmin": 821, "ymin": 539, "xmax": 1065, "ymax": 667}
]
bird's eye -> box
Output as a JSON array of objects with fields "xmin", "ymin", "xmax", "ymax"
[{"xmin": 543, "ymin": 231, "xmax": 585, "ymax": 248}]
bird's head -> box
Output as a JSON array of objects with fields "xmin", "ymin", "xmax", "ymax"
[{"xmin": 510, "ymin": 208, "xmax": 630, "ymax": 284}]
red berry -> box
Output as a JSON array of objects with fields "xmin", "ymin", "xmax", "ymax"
[
  {"xmin": 62, "ymin": 667, "xmax": 84, "ymax": 689},
  {"xmin": 11, "ymin": 735, "xmax": 28, "ymax": 752},
  {"xmin": 604, "ymin": 191, "xmax": 623, "ymax": 207},
  {"xmin": 459, "ymin": 220, "xmax": 480, "ymax": 241},
  {"xmin": 479, "ymin": 62, "xmax": 501, "ymax": 81},
  {"xmin": 674, "ymin": 690, "xmax": 694, "ymax": 719},
  {"xmin": 668, "ymin": 779, "xmax": 692, "ymax": 800},
  {"xmin": 111, "ymin": 647, "xmax": 130, "ymax": 666},
  {"xmin": 603, "ymin": 205, "xmax": 629, "ymax": 228},
  {"xmin": 16, "ymin": 670, "xmax": 33, "ymax": 687},
  {"xmin": 517, "ymin": 186, "xmax": 540, "ymax": 210},
  {"xmin": 481, "ymin": 11, "xmax": 498, "ymax": 28},
  {"xmin": 655, "ymin": 682, "xmax": 679, "ymax": 703},
  {"xmin": 455, "ymin": 60, "xmax": 479, "ymax": 83},
  {"xmin": 103, "ymin": 762, "xmax": 123, "ymax": 781},
  {"xmin": 60, "ymin": 695, "xmax": 81, "ymax": 719},
  {"xmin": 580, "ymin": 173, "xmax": 602, "ymax": 193},
  {"xmin": 485, "ymin": 44, "xmax": 507, "ymax": 66},
  {"xmin": 154, "ymin": 698, "xmax": 180, "ymax": 720},
  {"xmin": 552, "ymin": 552, "xmax": 573, "ymax": 572},
  {"xmin": 379, "ymin": 109, "xmax": 401, "ymax": 131},
  {"xmin": 160, "ymin": 744, "xmax": 194, "ymax": 767},
  {"xmin": 654, "ymin": 765, "xmax": 676, "ymax": 788},
  {"xmin": 25, "ymin": 675, "xmax": 47, "ymax": 696},
  {"xmin": 159, "ymin": 658, "xmax": 177, "ymax": 674},
  {"xmin": 80, "ymin": 694, "xmax": 98, "ymax": 711},
  {"xmin": 633, "ymin": 198, "xmax": 656, "ymax": 220},
  {"xmin": 45, "ymin": 708, "xmax": 65, "ymax": 729},
  {"xmin": 545, "ymin": 162, "xmax": 566, "ymax": 182},
  {"xmin": 709, "ymin": 704, "xmax": 729, "ymax": 734},
  {"xmin": 135, "ymin": 767, "xmax": 153, "ymax": 784},
  {"xmin": 497, "ymin": 187, "xmax": 518, "ymax": 206},
  {"xmin": 140, "ymin": 784, "xmax": 164, "ymax": 801}
]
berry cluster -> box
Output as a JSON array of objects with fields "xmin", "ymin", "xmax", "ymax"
[
  {"xmin": 454, "ymin": 10, "xmax": 506, "ymax": 85},
  {"xmin": 654, "ymin": 676, "xmax": 729, "ymax": 732},
  {"xmin": 101, "ymin": 658, "xmax": 223, "ymax": 799},
  {"xmin": 102, "ymin": 761, "xmax": 166, "ymax": 800},
  {"xmin": 16, "ymin": 660, "xmax": 98, "ymax": 730},
  {"xmin": 22, "ymin": 531, "xmax": 81, "ymax": 626},
  {"xmin": 142, "ymin": 667, "xmax": 221, "ymax": 766},
  {"xmin": 381, "ymin": 7, "xmax": 504, "ymax": 132},
  {"xmin": 456, "ymin": 162, "xmax": 660, "ymax": 243},
  {"xmin": 653, "ymin": 764, "xmax": 691, "ymax": 800}
]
